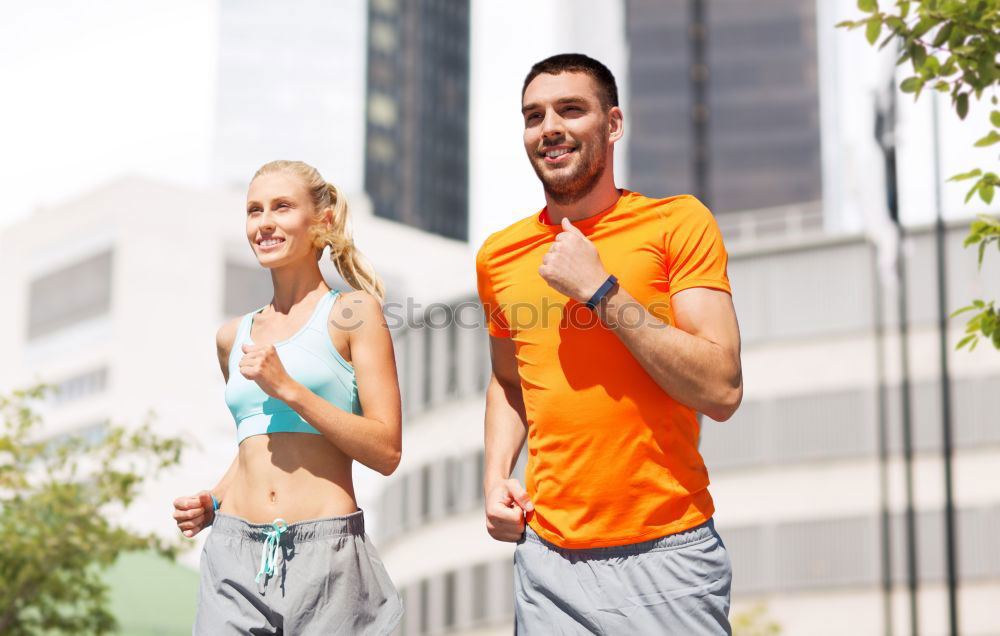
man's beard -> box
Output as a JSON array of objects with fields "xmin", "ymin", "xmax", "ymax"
[{"xmin": 530, "ymin": 135, "xmax": 608, "ymax": 206}]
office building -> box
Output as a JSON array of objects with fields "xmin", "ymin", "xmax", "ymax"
[{"xmin": 364, "ymin": 0, "xmax": 472, "ymax": 240}]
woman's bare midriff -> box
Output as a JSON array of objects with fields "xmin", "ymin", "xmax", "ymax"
[{"xmin": 220, "ymin": 432, "xmax": 358, "ymax": 524}]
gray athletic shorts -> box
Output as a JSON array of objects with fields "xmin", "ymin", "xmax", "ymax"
[
  {"xmin": 514, "ymin": 519, "xmax": 732, "ymax": 635},
  {"xmin": 193, "ymin": 510, "xmax": 402, "ymax": 635}
]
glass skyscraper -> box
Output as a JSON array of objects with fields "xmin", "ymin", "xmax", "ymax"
[
  {"xmin": 364, "ymin": 0, "xmax": 471, "ymax": 241},
  {"xmin": 626, "ymin": 0, "xmax": 822, "ymax": 213}
]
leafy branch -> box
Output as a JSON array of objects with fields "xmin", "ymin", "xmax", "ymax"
[{"xmin": 838, "ymin": 0, "xmax": 1000, "ymax": 350}]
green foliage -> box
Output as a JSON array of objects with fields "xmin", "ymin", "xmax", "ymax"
[
  {"xmin": 732, "ymin": 603, "xmax": 782, "ymax": 636},
  {"xmin": 951, "ymin": 214, "xmax": 1000, "ymax": 350},
  {"xmin": 952, "ymin": 299, "xmax": 999, "ymax": 350},
  {"xmin": 838, "ymin": 0, "xmax": 1000, "ymax": 350},
  {"xmin": 0, "ymin": 386, "xmax": 185, "ymax": 635}
]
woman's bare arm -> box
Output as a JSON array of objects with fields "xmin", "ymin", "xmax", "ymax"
[{"xmin": 276, "ymin": 291, "xmax": 403, "ymax": 475}]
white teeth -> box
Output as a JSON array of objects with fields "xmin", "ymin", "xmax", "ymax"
[
  {"xmin": 546, "ymin": 148, "xmax": 572, "ymax": 158},
  {"xmin": 260, "ymin": 238, "xmax": 284, "ymax": 247}
]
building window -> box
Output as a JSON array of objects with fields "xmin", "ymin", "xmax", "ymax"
[
  {"xmin": 420, "ymin": 464, "xmax": 432, "ymax": 521},
  {"xmin": 443, "ymin": 570, "xmax": 456, "ymax": 628},
  {"xmin": 368, "ymin": 93, "xmax": 398, "ymax": 127},
  {"xmin": 471, "ymin": 562, "xmax": 488, "ymax": 623},
  {"xmin": 51, "ymin": 367, "xmax": 109, "ymax": 406},
  {"xmin": 46, "ymin": 419, "xmax": 110, "ymax": 453},
  {"xmin": 474, "ymin": 450, "xmax": 485, "ymax": 504},
  {"xmin": 446, "ymin": 321, "xmax": 458, "ymax": 397},
  {"xmin": 400, "ymin": 473, "xmax": 411, "ymax": 531},
  {"xmin": 367, "ymin": 135, "xmax": 396, "ymax": 162},
  {"xmin": 422, "ymin": 325, "xmax": 433, "ymax": 406},
  {"xmin": 444, "ymin": 457, "xmax": 457, "ymax": 514},
  {"xmin": 371, "ymin": 0, "xmax": 399, "ymax": 14},
  {"xmin": 369, "ymin": 20, "xmax": 398, "ymax": 52},
  {"xmin": 28, "ymin": 249, "xmax": 113, "ymax": 340},
  {"xmin": 418, "ymin": 578, "xmax": 430, "ymax": 635}
]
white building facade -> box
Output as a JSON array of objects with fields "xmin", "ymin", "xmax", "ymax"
[{"xmin": 372, "ymin": 220, "xmax": 1000, "ymax": 636}]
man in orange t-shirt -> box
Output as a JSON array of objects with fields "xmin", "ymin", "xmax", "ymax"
[{"xmin": 476, "ymin": 54, "xmax": 742, "ymax": 634}]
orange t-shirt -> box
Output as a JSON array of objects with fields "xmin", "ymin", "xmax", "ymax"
[{"xmin": 476, "ymin": 190, "xmax": 731, "ymax": 549}]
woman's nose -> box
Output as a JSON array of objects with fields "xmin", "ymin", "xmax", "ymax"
[{"xmin": 258, "ymin": 210, "xmax": 276, "ymax": 231}]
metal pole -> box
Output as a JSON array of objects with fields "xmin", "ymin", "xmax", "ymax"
[
  {"xmin": 894, "ymin": 203, "xmax": 921, "ymax": 636},
  {"xmin": 931, "ymin": 90, "xmax": 960, "ymax": 636},
  {"xmin": 876, "ymin": 72, "xmax": 920, "ymax": 636},
  {"xmin": 871, "ymin": 242, "xmax": 895, "ymax": 636}
]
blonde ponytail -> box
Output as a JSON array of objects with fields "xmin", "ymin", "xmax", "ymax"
[
  {"xmin": 320, "ymin": 181, "xmax": 386, "ymax": 301},
  {"xmin": 252, "ymin": 160, "xmax": 386, "ymax": 303}
]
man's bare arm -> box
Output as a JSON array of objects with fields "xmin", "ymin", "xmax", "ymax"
[
  {"xmin": 484, "ymin": 335, "xmax": 528, "ymax": 494},
  {"xmin": 596, "ymin": 285, "xmax": 742, "ymax": 421},
  {"xmin": 538, "ymin": 218, "xmax": 743, "ymax": 422},
  {"xmin": 483, "ymin": 335, "xmax": 533, "ymax": 541}
]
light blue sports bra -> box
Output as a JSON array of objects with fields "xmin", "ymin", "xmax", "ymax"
[{"xmin": 224, "ymin": 289, "xmax": 361, "ymax": 443}]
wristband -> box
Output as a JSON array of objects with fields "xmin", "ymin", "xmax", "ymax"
[
  {"xmin": 585, "ymin": 274, "xmax": 618, "ymax": 310},
  {"xmin": 211, "ymin": 494, "xmax": 220, "ymax": 512}
]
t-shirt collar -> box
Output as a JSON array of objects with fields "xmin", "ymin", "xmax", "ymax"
[{"xmin": 536, "ymin": 189, "xmax": 631, "ymax": 232}]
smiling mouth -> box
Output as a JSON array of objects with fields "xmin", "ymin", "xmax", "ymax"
[
  {"xmin": 541, "ymin": 147, "xmax": 576, "ymax": 163},
  {"xmin": 257, "ymin": 237, "xmax": 285, "ymax": 248}
]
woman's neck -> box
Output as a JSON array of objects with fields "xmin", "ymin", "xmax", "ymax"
[{"xmin": 268, "ymin": 263, "xmax": 328, "ymax": 313}]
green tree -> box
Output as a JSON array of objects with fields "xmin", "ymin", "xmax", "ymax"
[
  {"xmin": 838, "ymin": 0, "xmax": 1000, "ymax": 350},
  {"xmin": 0, "ymin": 385, "xmax": 185, "ymax": 635},
  {"xmin": 732, "ymin": 603, "xmax": 782, "ymax": 636}
]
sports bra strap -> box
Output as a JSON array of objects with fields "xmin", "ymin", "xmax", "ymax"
[
  {"xmin": 229, "ymin": 310, "xmax": 257, "ymax": 368},
  {"xmin": 229, "ymin": 290, "xmax": 339, "ymax": 368},
  {"xmin": 307, "ymin": 289, "xmax": 340, "ymax": 332}
]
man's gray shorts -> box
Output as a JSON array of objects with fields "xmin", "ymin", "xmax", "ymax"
[
  {"xmin": 193, "ymin": 510, "xmax": 402, "ymax": 635},
  {"xmin": 514, "ymin": 519, "xmax": 732, "ymax": 635}
]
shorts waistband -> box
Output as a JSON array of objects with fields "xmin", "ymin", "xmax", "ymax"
[
  {"xmin": 211, "ymin": 509, "xmax": 365, "ymax": 543},
  {"xmin": 524, "ymin": 518, "xmax": 717, "ymax": 557}
]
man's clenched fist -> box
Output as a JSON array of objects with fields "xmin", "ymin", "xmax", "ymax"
[
  {"xmin": 485, "ymin": 479, "xmax": 534, "ymax": 542},
  {"xmin": 538, "ymin": 217, "xmax": 610, "ymax": 302}
]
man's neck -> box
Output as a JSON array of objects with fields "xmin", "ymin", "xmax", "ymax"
[{"xmin": 543, "ymin": 171, "xmax": 620, "ymax": 224}]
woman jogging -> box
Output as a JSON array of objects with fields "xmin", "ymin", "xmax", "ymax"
[{"xmin": 172, "ymin": 160, "xmax": 403, "ymax": 635}]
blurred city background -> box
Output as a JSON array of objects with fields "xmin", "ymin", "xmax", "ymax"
[{"xmin": 1, "ymin": 0, "xmax": 998, "ymax": 634}]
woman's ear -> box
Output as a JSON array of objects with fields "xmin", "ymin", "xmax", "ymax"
[{"xmin": 321, "ymin": 206, "xmax": 334, "ymax": 228}]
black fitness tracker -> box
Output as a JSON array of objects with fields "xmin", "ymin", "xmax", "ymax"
[{"xmin": 585, "ymin": 274, "xmax": 618, "ymax": 310}]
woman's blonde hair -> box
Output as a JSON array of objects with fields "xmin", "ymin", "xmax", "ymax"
[{"xmin": 252, "ymin": 160, "xmax": 385, "ymax": 302}]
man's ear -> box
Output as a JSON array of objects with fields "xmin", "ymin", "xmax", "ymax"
[{"xmin": 608, "ymin": 106, "xmax": 624, "ymax": 144}]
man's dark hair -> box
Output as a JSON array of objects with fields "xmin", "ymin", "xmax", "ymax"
[{"xmin": 522, "ymin": 53, "xmax": 619, "ymax": 110}]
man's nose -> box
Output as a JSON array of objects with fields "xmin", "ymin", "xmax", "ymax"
[{"xmin": 540, "ymin": 110, "xmax": 564, "ymax": 139}]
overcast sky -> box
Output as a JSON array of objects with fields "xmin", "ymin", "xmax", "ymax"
[{"xmin": 0, "ymin": 1, "xmax": 218, "ymax": 230}]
